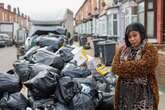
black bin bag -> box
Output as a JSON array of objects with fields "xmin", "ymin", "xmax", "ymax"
[
  {"xmin": 50, "ymin": 102, "xmax": 69, "ymax": 110},
  {"xmin": 95, "ymin": 92, "xmax": 114, "ymax": 110},
  {"xmin": 29, "ymin": 50, "xmax": 65, "ymax": 70},
  {"xmin": 24, "ymin": 70, "xmax": 59, "ymax": 99},
  {"xmin": 13, "ymin": 60, "xmax": 32, "ymax": 82},
  {"xmin": 50, "ymin": 56, "xmax": 65, "ymax": 70},
  {"xmin": 14, "ymin": 60, "xmax": 60, "ymax": 82},
  {"xmin": 55, "ymin": 76, "xmax": 81, "ymax": 104},
  {"xmin": 61, "ymin": 62, "xmax": 91, "ymax": 78},
  {"xmin": 69, "ymin": 93, "xmax": 95, "ymax": 110},
  {"xmin": 55, "ymin": 46, "xmax": 74, "ymax": 63},
  {"xmin": 29, "ymin": 98, "xmax": 54, "ymax": 109},
  {"xmin": 0, "ymin": 73, "xmax": 21, "ymax": 93},
  {"xmin": 0, "ymin": 92, "xmax": 30, "ymax": 110}
]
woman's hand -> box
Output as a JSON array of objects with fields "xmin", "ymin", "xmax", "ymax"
[{"xmin": 115, "ymin": 41, "xmax": 125, "ymax": 54}]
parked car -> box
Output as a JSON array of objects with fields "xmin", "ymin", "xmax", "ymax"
[
  {"xmin": 0, "ymin": 34, "xmax": 13, "ymax": 47},
  {"xmin": 0, "ymin": 36, "xmax": 6, "ymax": 47}
]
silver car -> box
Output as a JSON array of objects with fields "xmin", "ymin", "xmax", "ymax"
[
  {"xmin": 0, "ymin": 34, "xmax": 6, "ymax": 47},
  {"xmin": 0, "ymin": 34, "xmax": 13, "ymax": 47},
  {"xmin": 0, "ymin": 39, "xmax": 5, "ymax": 47}
]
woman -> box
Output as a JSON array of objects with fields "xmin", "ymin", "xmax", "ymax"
[{"xmin": 112, "ymin": 22, "xmax": 159, "ymax": 110}]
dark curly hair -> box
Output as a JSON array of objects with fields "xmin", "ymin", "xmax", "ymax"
[{"xmin": 125, "ymin": 22, "xmax": 147, "ymax": 47}]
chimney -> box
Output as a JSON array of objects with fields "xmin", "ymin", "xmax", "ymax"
[
  {"xmin": 21, "ymin": 13, "xmax": 24, "ymax": 17},
  {"xmin": 13, "ymin": 8, "xmax": 17, "ymax": 13},
  {"xmin": 28, "ymin": 16, "xmax": 30, "ymax": 21},
  {"xmin": 17, "ymin": 7, "xmax": 20, "ymax": 15},
  {"xmin": 7, "ymin": 5, "xmax": 11, "ymax": 11},
  {"xmin": 0, "ymin": 3, "xmax": 4, "ymax": 9}
]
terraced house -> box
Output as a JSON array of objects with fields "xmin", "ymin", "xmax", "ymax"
[{"xmin": 75, "ymin": 0, "xmax": 165, "ymax": 45}]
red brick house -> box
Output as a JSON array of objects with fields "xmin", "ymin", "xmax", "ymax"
[{"xmin": 0, "ymin": 3, "xmax": 30, "ymax": 31}]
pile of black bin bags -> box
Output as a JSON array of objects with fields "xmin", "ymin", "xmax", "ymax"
[{"xmin": 0, "ymin": 45, "xmax": 116, "ymax": 110}]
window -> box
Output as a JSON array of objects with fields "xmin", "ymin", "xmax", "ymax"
[
  {"xmin": 113, "ymin": 14, "xmax": 117, "ymax": 19},
  {"xmin": 138, "ymin": 2, "xmax": 144, "ymax": 13},
  {"xmin": 131, "ymin": 6, "xmax": 138, "ymax": 23},
  {"xmin": 132, "ymin": 6, "xmax": 137, "ymax": 15},
  {"xmin": 102, "ymin": 16, "xmax": 107, "ymax": 35},
  {"xmin": 2, "ymin": 12, "xmax": 4, "ymax": 21},
  {"xmin": 147, "ymin": 11, "xmax": 154, "ymax": 37},
  {"xmin": 97, "ymin": 0, "xmax": 99, "ymax": 10},
  {"xmin": 97, "ymin": 19, "xmax": 100, "ymax": 35},
  {"xmin": 125, "ymin": 9, "xmax": 129, "ymax": 29},
  {"xmin": 100, "ymin": 17, "xmax": 103, "ymax": 35},
  {"xmin": 88, "ymin": 21, "xmax": 92, "ymax": 34},
  {"xmin": 113, "ymin": 14, "xmax": 117, "ymax": 35},
  {"xmin": 148, "ymin": 2, "xmax": 153, "ymax": 10},
  {"xmin": 4, "ymin": 13, "xmax": 7, "ymax": 21},
  {"xmin": 85, "ymin": 23, "xmax": 88, "ymax": 34},
  {"xmin": 147, "ymin": 0, "xmax": 155, "ymax": 37},
  {"xmin": 96, "ymin": 19, "xmax": 100, "ymax": 35},
  {"xmin": 138, "ymin": 2, "xmax": 144, "ymax": 25},
  {"xmin": 107, "ymin": 14, "xmax": 113, "ymax": 35},
  {"xmin": 100, "ymin": 19, "xmax": 102, "ymax": 35},
  {"xmin": 107, "ymin": 0, "xmax": 113, "ymax": 7},
  {"xmin": 81, "ymin": 24, "xmax": 83, "ymax": 34},
  {"xmin": 107, "ymin": 13, "xmax": 118, "ymax": 36},
  {"xmin": 92, "ymin": 18, "xmax": 96, "ymax": 34},
  {"xmin": 132, "ymin": 15, "xmax": 138, "ymax": 22},
  {"xmin": 82, "ymin": 24, "xmax": 84, "ymax": 34},
  {"xmin": 86, "ymin": 22, "xmax": 88, "ymax": 34},
  {"xmin": 10, "ymin": 15, "xmax": 12, "ymax": 22},
  {"xmin": 138, "ymin": 13, "xmax": 144, "ymax": 25}
]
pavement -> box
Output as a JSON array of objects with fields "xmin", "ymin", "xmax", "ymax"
[
  {"xmin": 156, "ymin": 51, "xmax": 165, "ymax": 110},
  {"xmin": 158, "ymin": 85, "xmax": 165, "ymax": 110}
]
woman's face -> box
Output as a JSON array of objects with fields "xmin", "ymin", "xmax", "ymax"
[{"xmin": 128, "ymin": 31, "xmax": 141, "ymax": 47}]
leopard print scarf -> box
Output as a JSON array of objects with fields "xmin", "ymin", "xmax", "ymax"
[{"xmin": 120, "ymin": 40, "xmax": 147, "ymax": 63}]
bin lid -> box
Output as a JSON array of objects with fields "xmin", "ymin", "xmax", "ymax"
[
  {"xmin": 92, "ymin": 38, "xmax": 105, "ymax": 42},
  {"xmin": 97, "ymin": 40, "xmax": 116, "ymax": 45},
  {"xmin": 80, "ymin": 35, "xmax": 87, "ymax": 38},
  {"xmin": 107, "ymin": 35, "xmax": 118, "ymax": 38},
  {"xmin": 98, "ymin": 36, "xmax": 107, "ymax": 38}
]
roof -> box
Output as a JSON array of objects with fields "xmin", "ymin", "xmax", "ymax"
[
  {"xmin": 75, "ymin": 0, "xmax": 87, "ymax": 17},
  {"xmin": 31, "ymin": 20, "xmax": 64, "ymax": 26}
]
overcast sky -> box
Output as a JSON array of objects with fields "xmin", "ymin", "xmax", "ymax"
[{"xmin": 1, "ymin": 0, "xmax": 85, "ymax": 20}]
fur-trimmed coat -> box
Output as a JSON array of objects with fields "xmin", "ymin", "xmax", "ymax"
[{"xmin": 112, "ymin": 43, "xmax": 159, "ymax": 110}]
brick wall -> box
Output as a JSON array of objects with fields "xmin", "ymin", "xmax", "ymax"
[{"xmin": 75, "ymin": 0, "xmax": 97, "ymax": 24}]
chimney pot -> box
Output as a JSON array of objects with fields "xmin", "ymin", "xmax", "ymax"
[
  {"xmin": 7, "ymin": 5, "xmax": 11, "ymax": 11},
  {"xmin": 0, "ymin": 3, "xmax": 4, "ymax": 9},
  {"xmin": 13, "ymin": 8, "xmax": 16, "ymax": 13}
]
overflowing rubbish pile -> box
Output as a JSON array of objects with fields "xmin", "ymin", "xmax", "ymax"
[{"xmin": 0, "ymin": 38, "xmax": 116, "ymax": 110}]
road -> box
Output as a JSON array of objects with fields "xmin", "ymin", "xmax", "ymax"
[{"xmin": 0, "ymin": 46, "xmax": 17, "ymax": 72}]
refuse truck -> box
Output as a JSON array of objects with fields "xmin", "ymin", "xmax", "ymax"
[{"xmin": 24, "ymin": 20, "xmax": 67, "ymax": 51}]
